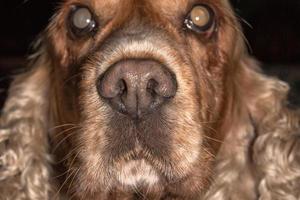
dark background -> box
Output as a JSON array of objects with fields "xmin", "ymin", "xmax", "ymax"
[{"xmin": 0, "ymin": 0, "xmax": 300, "ymax": 108}]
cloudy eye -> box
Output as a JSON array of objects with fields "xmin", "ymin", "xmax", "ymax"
[
  {"xmin": 184, "ymin": 4, "xmax": 215, "ymax": 33},
  {"xmin": 69, "ymin": 6, "xmax": 97, "ymax": 37}
]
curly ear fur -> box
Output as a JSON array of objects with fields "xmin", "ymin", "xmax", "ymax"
[
  {"xmin": 204, "ymin": 56, "xmax": 300, "ymax": 200},
  {"xmin": 244, "ymin": 58, "xmax": 300, "ymax": 200},
  {"xmin": 0, "ymin": 46, "xmax": 57, "ymax": 199}
]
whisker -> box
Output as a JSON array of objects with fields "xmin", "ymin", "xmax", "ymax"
[
  {"xmin": 201, "ymin": 146, "xmax": 216, "ymax": 159},
  {"xmin": 49, "ymin": 123, "xmax": 77, "ymax": 131},
  {"xmin": 203, "ymin": 135, "xmax": 224, "ymax": 144},
  {"xmin": 51, "ymin": 126, "xmax": 80, "ymax": 141},
  {"xmin": 56, "ymin": 147, "xmax": 79, "ymax": 164},
  {"xmin": 52, "ymin": 129, "xmax": 79, "ymax": 153},
  {"xmin": 63, "ymin": 73, "xmax": 82, "ymax": 86},
  {"xmin": 54, "ymin": 168, "xmax": 76, "ymax": 199},
  {"xmin": 52, "ymin": 168, "xmax": 72, "ymax": 180},
  {"xmin": 67, "ymin": 167, "xmax": 81, "ymax": 195}
]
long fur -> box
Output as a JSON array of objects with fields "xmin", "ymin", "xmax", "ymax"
[
  {"xmin": 0, "ymin": 49, "xmax": 55, "ymax": 199},
  {"xmin": 1, "ymin": 3, "xmax": 300, "ymax": 200},
  {"xmin": 204, "ymin": 57, "xmax": 300, "ymax": 200}
]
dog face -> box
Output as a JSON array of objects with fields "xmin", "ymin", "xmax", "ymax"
[{"xmin": 47, "ymin": 0, "xmax": 244, "ymax": 197}]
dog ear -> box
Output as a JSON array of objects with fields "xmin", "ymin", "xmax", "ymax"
[
  {"xmin": 238, "ymin": 57, "xmax": 290, "ymax": 123},
  {"xmin": 204, "ymin": 56, "xmax": 259, "ymax": 200},
  {"xmin": 0, "ymin": 42, "xmax": 56, "ymax": 199},
  {"xmin": 205, "ymin": 55, "xmax": 300, "ymax": 200},
  {"xmin": 238, "ymin": 56, "xmax": 300, "ymax": 200}
]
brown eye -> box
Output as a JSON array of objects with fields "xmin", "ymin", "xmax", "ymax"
[
  {"xmin": 68, "ymin": 6, "xmax": 97, "ymax": 37},
  {"xmin": 184, "ymin": 4, "xmax": 215, "ymax": 33}
]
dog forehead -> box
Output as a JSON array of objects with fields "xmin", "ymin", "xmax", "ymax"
[
  {"xmin": 62, "ymin": 0, "xmax": 230, "ymax": 20},
  {"xmin": 86, "ymin": 0, "xmax": 227, "ymax": 13},
  {"xmin": 89, "ymin": 0, "xmax": 189, "ymax": 12},
  {"xmin": 90, "ymin": 0, "xmax": 188, "ymax": 6}
]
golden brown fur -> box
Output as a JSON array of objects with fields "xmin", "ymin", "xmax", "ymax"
[{"xmin": 1, "ymin": 0, "xmax": 300, "ymax": 199}]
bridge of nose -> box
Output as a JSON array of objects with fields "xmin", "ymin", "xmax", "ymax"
[{"xmin": 120, "ymin": 60, "xmax": 155, "ymax": 88}]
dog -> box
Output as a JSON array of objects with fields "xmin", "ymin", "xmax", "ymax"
[{"xmin": 0, "ymin": 0, "xmax": 300, "ymax": 199}]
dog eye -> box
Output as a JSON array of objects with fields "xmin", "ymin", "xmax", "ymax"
[
  {"xmin": 184, "ymin": 5, "xmax": 215, "ymax": 33},
  {"xmin": 69, "ymin": 6, "xmax": 97, "ymax": 37}
]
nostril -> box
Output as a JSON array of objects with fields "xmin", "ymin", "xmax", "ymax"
[
  {"xmin": 153, "ymin": 74, "xmax": 177, "ymax": 99},
  {"xmin": 147, "ymin": 79, "xmax": 158, "ymax": 97},
  {"xmin": 97, "ymin": 74, "xmax": 127, "ymax": 99},
  {"xmin": 119, "ymin": 79, "xmax": 127, "ymax": 95}
]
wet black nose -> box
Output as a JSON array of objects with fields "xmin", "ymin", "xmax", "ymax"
[{"xmin": 97, "ymin": 59, "xmax": 177, "ymax": 119}]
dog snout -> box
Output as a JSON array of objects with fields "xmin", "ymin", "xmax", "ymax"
[{"xmin": 97, "ymin": 59, "xmax": 177, "ymax": 119}]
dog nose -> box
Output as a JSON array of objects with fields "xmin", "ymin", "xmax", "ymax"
[{"xmin": 97, "ymin": 59, "xmax": 177, "ymax": 119}]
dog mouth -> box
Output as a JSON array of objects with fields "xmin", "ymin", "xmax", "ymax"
[
  {"xmin": 100, "ymin": 110, "xmax": 176, "ymax": 182},
  {"xmin": 104, "ymin": 110, "xmax": 172, "ymax": 160}
]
